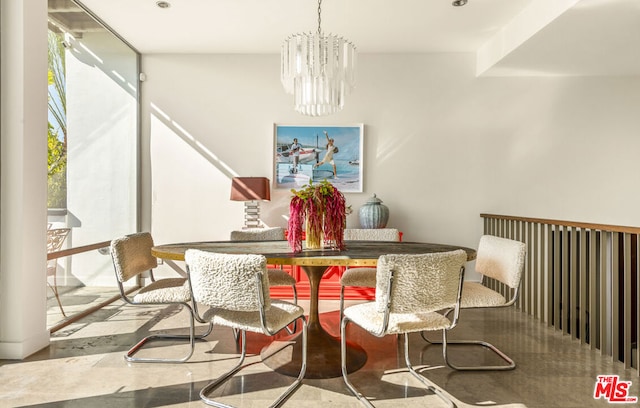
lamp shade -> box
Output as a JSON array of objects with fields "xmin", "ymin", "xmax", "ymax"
[{"xmin": 230, "ymin": 177, "xmax": 270, "ymax": 201}]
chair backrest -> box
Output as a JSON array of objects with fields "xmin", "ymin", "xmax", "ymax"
[
  {"xmin": 230, "ymin": 227, "xmax": 286, "ymax": 241},
  {"xmin": 475, "ymin": 235, "xmax": 526, "ymax": 289},
  {"xmin": 47, "ymin": 228, "xmax": 70, "ymax": 254},
  {"xmin": 185, "ymin": 249, "xmax": 271, "ymax": 312},
  {"xmin": 344, "ymin": 228, "xmax": 400, "ymax": 241},
  {"xmin": 47, "ymin": 228, "xmax": 71, "ymax": 273},
  {"xmin": 110, "ymin": 232, "xmax": 158, "ymax": 283},
  {"xmin": 375, "ymin": 250, "xmax": 466, "ymax": 314}
]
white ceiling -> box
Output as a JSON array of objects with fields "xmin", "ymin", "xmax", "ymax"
[{"xmin": 73, "ymin": 0, "xmax": 640, "ymax": 76}]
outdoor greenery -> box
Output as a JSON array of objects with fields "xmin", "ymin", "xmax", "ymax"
[{"xmin": 47, "ymin": 31, "xmax": 67, "ymax": 208}]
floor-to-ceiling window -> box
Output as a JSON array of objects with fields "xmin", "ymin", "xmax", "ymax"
[{"xmin": 47, "ymin": 0, "xmax": 139, "ymax": 328}]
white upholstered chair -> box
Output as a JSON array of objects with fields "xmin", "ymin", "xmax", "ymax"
[
  {"xmin": 230, "ymin": 227, "xmax": 298, "ymax": 336},
  {"xmin": 230, "ymin": 227, "xmax": 298, "ymax": 304},
  {"xmin": 185, "ymin": 250, "xmax": 307, "ymax": 408},
  {"xmin": 339, "ymin": 228, "xmax": 400, "ymax": 321},
  {"xmin": 341, "ymin": 250, "xmax": 467, "ymax": 408},
  {"xmin": 422, "ymin": 234, "xmax": 526, "ymax": 371},
  {"xmin": 110, "ymin": 232, "xmax": 212, "ymax": 363}
]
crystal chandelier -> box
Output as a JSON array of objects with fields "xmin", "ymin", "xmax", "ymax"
[{"xmin": 281, "ymin": 0, "xmax": 357, "ymax": 116}]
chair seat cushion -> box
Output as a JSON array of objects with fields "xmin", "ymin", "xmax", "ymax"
[
  {"xmin": 267, "ymin": 268, "xmax": 296, "ymax": 286},
  {"xmin": 461, "ymin": 282, "xmax": 507, "ymax": 308},
  {"xmin": 133, "ymin": 277, "xmax": 190, "ymax": 303},
  {"xmin": 340, "ymin": 267, "xmax": 377, "ymax": 287},
  {"xmin": 203, "ymin": 300, "xmax": 303, "ymax": 334},
  {"xmin": 344, "ymin": 302, "xmax": 453, "ymax": 335}
]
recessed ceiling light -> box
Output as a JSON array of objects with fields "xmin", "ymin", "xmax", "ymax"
[
  {"xmin": 156, "ymin": 1, "xmax": 171, "ymax": 8},
  {"xmin": 452, "ymin": 0, "xmax": 468, "ymax": 6}
]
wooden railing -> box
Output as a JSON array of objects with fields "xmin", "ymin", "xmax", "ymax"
[
  {"xmin": 47, "ymin": 240, "xmax": 111, "ymax": 261},
  {"xmin": 481, "ymin": 214, "xmax": 640, "ymax": 373},
  {"xmin": 47, "ymin": 240, "xmax": 136, "ymax": 333}
]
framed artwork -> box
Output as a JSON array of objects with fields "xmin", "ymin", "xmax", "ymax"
[{"xmin": 274, "ymin": 124, "xmax": 363, "ymax": 192}]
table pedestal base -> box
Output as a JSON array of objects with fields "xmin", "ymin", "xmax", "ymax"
[{"xmin": 261, "ymin": 321, "xmax": 367, "ymax": 379}]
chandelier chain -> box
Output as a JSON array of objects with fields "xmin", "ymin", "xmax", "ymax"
[{"xmin": 317, "ymin": 0, "xmax": 322, "ymax": 35}]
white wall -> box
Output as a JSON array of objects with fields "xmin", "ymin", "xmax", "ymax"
[{"xmin": 141, "ymin": 53, "xmax": 640, "ymax": 277}]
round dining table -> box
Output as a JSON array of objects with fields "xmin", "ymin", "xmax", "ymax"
[{"xmin": 151, "ymin": 240, "xmax": 476, "ymax": 379}]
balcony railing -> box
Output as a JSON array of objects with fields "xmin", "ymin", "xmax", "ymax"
[{"xmin": 481, "ymin": 213, "xmax": 640, "ymax": 373}]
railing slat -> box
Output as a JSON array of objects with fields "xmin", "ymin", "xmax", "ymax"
[
  {"xmin": 570, "ymin": 227, "xmax": 578, "ymax": 340},
  {"xmin": 562, "ymin": 226, "xmax": 570, "ymax": 335},
  {"xmin": 589, "ymin": 230, "xmax": 597, "ymax": 351},
  {"xmin": 546, "ymin": 224, "xmax": 553, "ymax": 326},
  {"xmin": 624, "ymin": 233, "xmax": 632, "ymax": 369},
  {"xmin": 601, "ymin": 232, "xmax": 609, "ymax": 356},
  {"xmin": 579, "ymin": 228, "xmax": 588, "ymax": 345},
  {"xmin": 522, "ymin": 222, "xmax": 529, "ymax": 313},
  {"xmin": 612, "ymin": 233, "xmax": 620, "ymax": 363},
  {"xmin": 637, "ymin": 234, "xmax": 640, "ymax": 376},
  {"xmin": 529, "ymin": 224, "xmax": 542, "ymax": 319},
  {"xmin": 554, "ymin": 225, "xmax": 562, "ymax": 330}
]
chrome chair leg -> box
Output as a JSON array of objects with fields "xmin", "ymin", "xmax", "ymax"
[
  {"xmin": 341, "ymin": 316, "xmax": 374, "ymax": 408},
  {"xmin": 200, "ymin": 331, "xmax": 248, "ymax": 407},
  {"xmin": 126, "ymin": 303, "xmax": 213, "ymax": 363},
  {"xmin": 339, "ymin": 285, "xmax": 346, "ymax": 325},
  {"xmin": 200, "ymin": 316, "xmax": 307, "ymax": 408},
  {"xmin": 405, "ymin": 333, "xmax": 456, "ymax": 408},
  {"xmin": 422, "ymin": 328, "xmax": 516, "ymax": 371},
  {"xmin": 342, "ymin": 320, "xmax": 458, "ymax": 407},
  {"xmin": 442, "ymin": 338, "xmax": 516, "ymax": 371}
]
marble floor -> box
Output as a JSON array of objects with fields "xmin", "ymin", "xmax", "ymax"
[
  {"xmin": 46, "ymin": 286, "xmax": 121, "ymax": 329},
  {"xmin": 1, "ymin": 298, "xmax": 638, "ymax": 408}
]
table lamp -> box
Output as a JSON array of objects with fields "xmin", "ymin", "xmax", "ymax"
[{"xmin": 230, "ymin": 177, "xmax": 270, "ymax": 228}]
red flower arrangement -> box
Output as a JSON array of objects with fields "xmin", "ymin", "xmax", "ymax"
[{"xmin": 287, "ymin": 180, "xmax": 346, "ymax": 253}]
